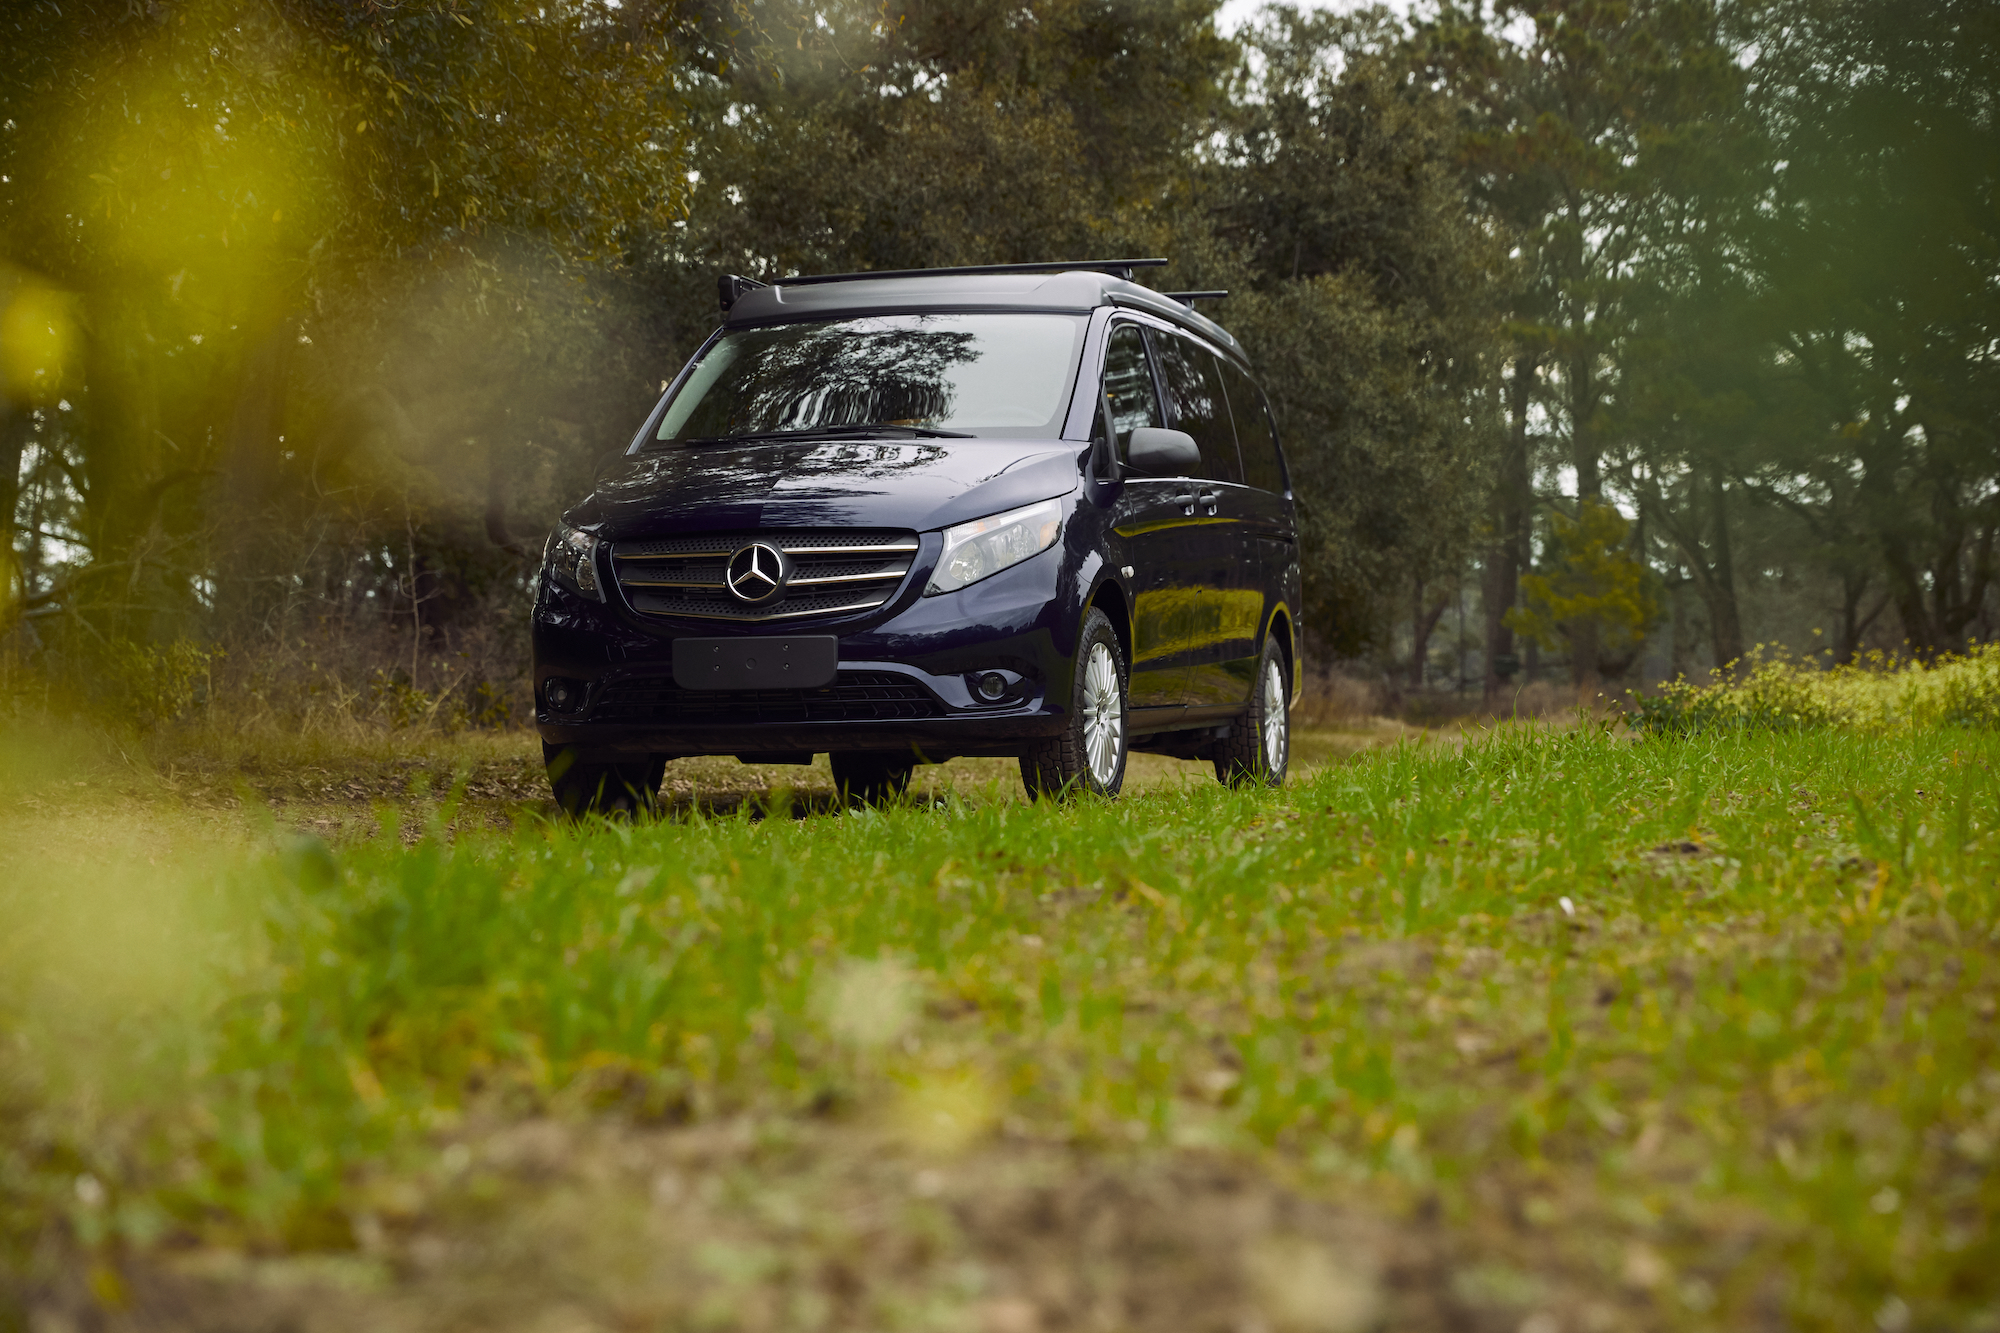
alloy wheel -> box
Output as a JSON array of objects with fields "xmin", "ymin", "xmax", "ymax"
[
  {"xmin": 1082, "ymin": 641, "xmax": 1125, "ymax": 787},
  {"xmin": 1261, "ymin": 657, "xmax": 1288, "ymax": 774}
]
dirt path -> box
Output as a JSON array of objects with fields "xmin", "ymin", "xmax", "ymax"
[
  {"xmin": 0, "ymin": 721, "xmax": 1443, "ymax": 852},
  {"xmin": 32, "ymin": 1117, "xmax": 1539, "ymax": 1333}
]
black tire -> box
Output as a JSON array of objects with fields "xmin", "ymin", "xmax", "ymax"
[
  {"xmin": 831, "ymin": 751, "xmax": 915, "ymax": 806},
  {"xmin": 1020, "ymin": 607, "xmax": 1128, "ymax": 800},
  {"xmin": 545, "ymin": 744, "xmax": 665, "ymax": 818},
  {"xmin": 1214, "ymin": 634, "xmax": 1290, "ymax": 787}
]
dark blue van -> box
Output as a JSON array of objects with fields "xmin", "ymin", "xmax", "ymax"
[{"xmin": 532, "ymin": 260, "xmax": 1299, "ymax": 811}]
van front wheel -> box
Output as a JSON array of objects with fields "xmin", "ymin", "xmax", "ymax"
[
  {"xmin": 545, "ymin": 746, "xmax": 666, "ymax": 817},
  {"xmin": 831, "ymin": 751, "xmax": 915, "ymax": 806},
  {"xmin": 1020, "ymin": 608, "xmax": 1127, "ymax": 801}
]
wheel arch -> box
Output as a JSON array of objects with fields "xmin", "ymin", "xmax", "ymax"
[
  {"xmin": 1087, "ymin": 577, "xmax": 1134, "ymax": 672},
  {"xmin": 1264, "ymin": 603, "xmax": 1299, "ymax": 703}
]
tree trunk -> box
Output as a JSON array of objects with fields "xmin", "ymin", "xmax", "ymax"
[
  {"xmin": 211, "ymin": 318, "xmax": 294, "ymax": 624},
  {"xmin": 78, "ymin": 297, "xmax": 157, "ymax": 570},
  {"xmin": 1570, "ymin": 349, "xmax": 1600, "ymax": 500},
  {"xmin": 485, "ymin": 437, "xmax": 534, "ymax": 558},
  {"xmin": 220, "ymin": 320, "xmax": 291, "ymax": 515},
  {"xmin": 1569, "ymin": 619, "xmax": 1600, "ymax": 699},
  {"xmin": 1834, "ymin": 574, "xmax": 1886, "ymax": 665},
  {"xmin": 1483, "ymin": 353, "xmax": 1535, "ymax": 705},
  {"xmin": 1667, "ymin": 573, "xmax": 1694, "ymax": 680},
  {"xmin": 1701, "ymin": 461, "xmax": 1746, "ymax": 673},
  {"xmin": 1410, "ymin": 577, "xmax": 1450, "ymax": 689},
  {"xmin": 0, "ymin": 409, "xmax": 28, "ymax": 578},
  {"xmin": 1568, "ymin": 351, "xmax": 1603, "ymax": 700},
  {"xmin": 1882, "ymin": 540, "xmax": 1941, "ymax": 657}
]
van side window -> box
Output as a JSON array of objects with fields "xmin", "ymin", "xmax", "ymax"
[
  {"xmin": 1153, "ymin": 332, "xmax": 1244, "ymax": 485},
  {"xmin": 1102, "ymin": 323, "xmax": 1161, "ymax": 460},
  {"xmin": 1220, "ymin": 360, "xmax": 1286, "ymax": 495}
]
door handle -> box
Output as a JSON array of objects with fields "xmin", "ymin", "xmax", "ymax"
[
  {"xmin": 1171, "ymin": 490, "xmax": 1197, "ymax": 515},
  {"xmin": 1196, "ymin": 489, "xmax": 1220, "ymax": 514}
]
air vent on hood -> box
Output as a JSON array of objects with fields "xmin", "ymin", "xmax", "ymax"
[{"xmin": 610, "ymin": 529, "xmax": 920, "ymax": 623}]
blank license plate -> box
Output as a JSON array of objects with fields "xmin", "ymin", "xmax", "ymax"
[{"xmin": 671, "ymin": 636, "xmax": 838, "ymax": 691}]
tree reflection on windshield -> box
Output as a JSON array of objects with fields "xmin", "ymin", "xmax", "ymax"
[
  {"xmin": 722, "ymin": 325, "xmax": 974, "ymax": 434},
  {"xmin": 651, "ymin": 313, "xmax": 1086, "ymax": 445}
]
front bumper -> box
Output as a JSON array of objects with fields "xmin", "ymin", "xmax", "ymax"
[{"xmin": 532, "ymin": 544, "xmax": 1082, "ymax": 762}]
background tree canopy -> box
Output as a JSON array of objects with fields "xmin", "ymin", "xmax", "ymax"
[{"xmin": 0, "ymin": 0, "xmax": 1993, "ymax": 724}]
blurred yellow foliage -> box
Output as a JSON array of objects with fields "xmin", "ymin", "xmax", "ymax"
[
  {"xmin": 894, "ymin": 1064, "xmax": 1002, "ymax": 1155},
  {"xmin": 0, "ymin": 267, "xmax": 79, "ymax": 404},
  {"xmin": 815, "ymin": 956, "xmax": 918, "ymax": 1051}
]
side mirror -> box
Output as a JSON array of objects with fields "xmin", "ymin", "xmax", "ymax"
[{"xmin": 1126, "ymin": 427, "xmax": 1200, "ymax": 477}]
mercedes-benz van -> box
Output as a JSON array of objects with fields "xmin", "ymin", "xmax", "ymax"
[{"xmin": 532, "ymin": 260, "xmax": 1299, "ymax": 811}]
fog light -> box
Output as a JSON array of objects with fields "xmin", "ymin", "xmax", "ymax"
[
  {"xmin": 545, "ymin": 677, "xmax": 585, "ymax": 713},
  {"xmin": 976, "ymin": 671, "xmax": 1008, "ymax": 702}
]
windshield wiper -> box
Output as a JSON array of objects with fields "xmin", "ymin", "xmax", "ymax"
[{"xmin": 673, "ymin": 423, "xmax": 974, "ymax": 447}]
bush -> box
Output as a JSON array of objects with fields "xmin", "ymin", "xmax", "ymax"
[
  {"xmin": 90, "ymin": 638, "xmax": 221, "ymax": 731},
  {"xmin": 1632, "ymin": 644, "xmax": 2000, "ymax": 737}
]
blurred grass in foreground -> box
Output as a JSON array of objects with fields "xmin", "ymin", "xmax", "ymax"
[{"xmin": 1, "ymin": 719, "xmax": 1996, "ymax": 1330}]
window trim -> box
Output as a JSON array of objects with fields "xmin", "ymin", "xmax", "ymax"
[
  {"xmin": 1146, "ymin": 324, "xmax": 1247, "ymax": 488},
  {"xmin": 1093, "ymin": 308, "xmax": 1284, "ymax": 493},
  {"xmin": 1215, "ymin": 359, "xmax": 1290, "ymax": 498},
  {"xmin": 1098, "ymin": 317, "xmax": 1167, "ymax": 467}
]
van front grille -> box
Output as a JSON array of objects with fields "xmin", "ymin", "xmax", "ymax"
[
  {"xmin": 611, "ymin": 529, "xmax": 920, "ymax": 622},
  {"xmin": 591, "ymin": 671, "xmax": 943, "ymax": 725}
]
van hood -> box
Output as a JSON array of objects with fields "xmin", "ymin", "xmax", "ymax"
[{"xmin": 569, "ymin": 438, "xmax": 1084, "ymax": 538}]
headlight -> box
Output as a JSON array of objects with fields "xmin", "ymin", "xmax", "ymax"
[
  {"xmin": 543, "ymin": 523, "xmax": 605, "ymax": 601},
  {"xmin": 926, "ymin": 498, "xmax": 1063, "ymax": 595}
]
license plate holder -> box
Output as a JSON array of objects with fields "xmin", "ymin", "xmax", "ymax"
[{"xmin": 671, "ymin": 636, "xmax": 838, "ymax": 691}]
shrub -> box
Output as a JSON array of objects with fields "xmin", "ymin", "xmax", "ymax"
[
  {"xmin": 93, "ymin": 638, "xmax": 221, "ymax": 730},
  {"xmin": 1633, "ymin": 644, "xmax": 2000, "ymax": 737}
]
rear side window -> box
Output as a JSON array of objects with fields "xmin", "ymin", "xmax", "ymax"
[
  {"xmin": 1101, "ymin": 323, "xmax": 1161, "ymax": 460},
  {"xmin": 1220, "ymin": 360, "xmax": 1286, "ymax": 495},
  {"xmin": 1152, "ymin": 332, "xmax": 1243, "ymax": 485}
]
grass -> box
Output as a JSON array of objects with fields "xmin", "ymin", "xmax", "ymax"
[{"xmin": 3, "ymin": 717, "xmax": 1996, "ymax": 1331}]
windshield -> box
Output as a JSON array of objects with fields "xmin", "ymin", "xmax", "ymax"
[{"xmin": 644, "ymin": 312, "xmax": 1088, "ymax": 446}]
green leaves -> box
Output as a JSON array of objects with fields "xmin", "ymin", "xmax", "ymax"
[
  {"xmin": 1211, "ymin": 13, "xmax": 1501, "ymax": 650},
  {"xmin": 1509, "ymin": 500, "xmax": 1664, "ymax": 660}
]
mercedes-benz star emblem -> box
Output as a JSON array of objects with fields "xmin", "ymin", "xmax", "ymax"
[{"xmin": 725, "ymin": 542, "xmax": 789, "ymax": 604}]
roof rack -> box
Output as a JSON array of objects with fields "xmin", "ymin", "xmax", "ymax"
[
  {"xmin": 1162, "ymin": 290, "xmax": 1229, "ymax": 306},
  {"xmin": 718, "ymin": 274, "xmax": 768, "ymax": 312},
  {"xmin": 777, "ymin": 258, "xmax": 1169, "ymax": 288}
]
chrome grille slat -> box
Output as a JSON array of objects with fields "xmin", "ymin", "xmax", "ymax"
[
  {"xmin": 619, "ymin": 578, "xmax": 729, "ymax": 589},
  {"xmin": 788, "ymin": 570, "xmax": 910, "ymax": 587},
  {"xmin": 780, "ymin": 542, "xmax": 919, "ymax": 556},
  {"xmin": 610, "ymin": 528, "xmax": 920, "ymax": 623}
]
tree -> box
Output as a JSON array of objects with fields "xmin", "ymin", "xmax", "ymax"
[
  {"xmin": 1508, "ymin": 499, "xmax": 1662, "ymax": 681},
  {"xmin": 1210, "ymin": 8, "xmax": 1500, "ymax": 657},
  {"xmin": 1419, "ymin": 0, "xmax": 1744, "ymax": 689},
  {"xmin": 1743, "ymin": 0, "xmax": 2000, "ymax": 656},
  {"xmin": 656, "ymin": 0, "xmax": 1232, "ymax": 291},
  {"xmin": 0, "ymin": 0, "xmax": 696, "ymax": 638}
]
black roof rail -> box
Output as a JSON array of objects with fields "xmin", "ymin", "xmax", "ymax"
[
  {"xmin": 773, "ymin": 258, "xmax": 1170, "ymax": 287},
  {"xmin": 1162, "ymin": 290, "xmax": 1229, "ymax": 305}
]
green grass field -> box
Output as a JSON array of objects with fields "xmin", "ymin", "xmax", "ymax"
[{"xmin": 3, "ymin": 719, "xmax": 1995, "ymax": 1332}]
